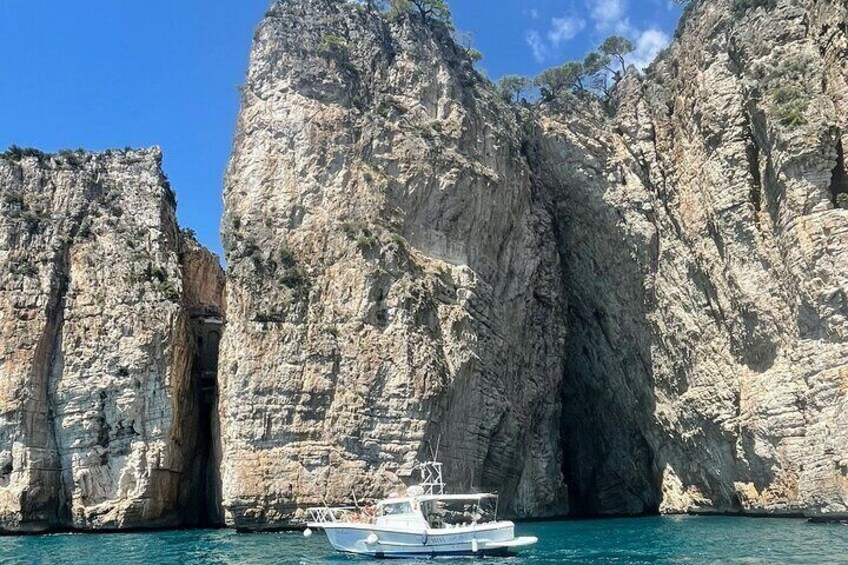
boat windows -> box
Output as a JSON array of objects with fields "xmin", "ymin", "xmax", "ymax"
[
  {"xmin": 379, "ymin": 501, "xmax": 413, "ymax": 516},
  {"xmin": 421, "ymin": 497, "xmax": 497, "ymax": 528}
]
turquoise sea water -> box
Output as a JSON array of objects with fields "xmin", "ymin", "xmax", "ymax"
[{"xmin": 1, "ymin": 516, "xmax": 845, "ymax": 564}]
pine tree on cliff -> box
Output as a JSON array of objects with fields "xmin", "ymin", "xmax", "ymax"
[
  {"xmin": 598, "ymin": 35, "xmax": 635, "ymax": 77},
  {"xmin": 374, "ymin": 0, "xmax": 452, "ymax": 26},
  {"xmin": 498, "ymin": 75, "xmax": 532, "ymax": 102}
]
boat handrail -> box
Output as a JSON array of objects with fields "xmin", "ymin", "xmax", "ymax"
[
  {"xmin": 307, "ymin": 506, "xmax": 357, "ymax": 524},
  {"xmin": 415, "ymin": 460, "xmax": 445, "ymax": 495}
]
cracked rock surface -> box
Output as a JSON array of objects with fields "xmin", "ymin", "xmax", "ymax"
[
  {"xmin": 0, "ymin": 148, "xmax": 223, "ymax": 531},
  {"xmin": 218, "ymin": 0, "xmax": 569, "ymax": 529},
  {"xmin": 1, "ymin": 0, "xmax": 847, "ymax": 533},
  {"xmin": 219, "ymin": 0, "xmax": 848, "ymax": 526}
]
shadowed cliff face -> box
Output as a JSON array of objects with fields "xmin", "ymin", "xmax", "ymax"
[
  {"xmin": 0, "ymin": 149, "xmax": 225, "ymax": 532},
  {"xmin": 218, "ymin": 0, "xmax": 848, "ymax": 526},
  {"xmin": 539, "ymin": 0, "xmax": 848, "ymax": 518}
]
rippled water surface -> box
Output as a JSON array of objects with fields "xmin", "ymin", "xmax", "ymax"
[{"xmin": 1, "ymin": 516, "xmax": 846, "ymax": 564}]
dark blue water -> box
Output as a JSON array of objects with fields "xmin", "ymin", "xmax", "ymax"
[{"xmin": 1, "ymin": 516, "xmax": 845, "ymax": 564}]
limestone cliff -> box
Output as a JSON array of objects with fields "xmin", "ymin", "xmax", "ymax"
[
  {"xmin": 219, "ymin": 0, "xmax": 848, "ymax": 526},
  {"xmin": 219, "ymin": 0, "xmax": 568, "ymax": 529},
  {"xmin": 539, "ymin": 0, "xmax": 848, "ymax": 519},
  {"xmin": 1, "ymin": 0, "xmax": 846, "ymax": 533},
  {"xmin": 0, "ymin": 148, "xmax": 224, "ymax": 531}
]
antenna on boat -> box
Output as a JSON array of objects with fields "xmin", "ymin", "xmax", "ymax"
[{"xmin": 416, "ymin": 435, "xmax": 445, "ymax": 496}]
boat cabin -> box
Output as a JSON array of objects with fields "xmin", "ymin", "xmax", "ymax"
[{"xmin": 375, "ymin": 493, "xmax": 499, "ymax": 530}]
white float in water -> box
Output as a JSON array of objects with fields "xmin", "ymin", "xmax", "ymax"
[{"xmin": 303, "ymin": 528, "xmax": 312, "ymax": 538}]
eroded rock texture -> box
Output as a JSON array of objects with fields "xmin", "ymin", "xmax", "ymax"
[
  {"xmin": 219, "ymin": 0, "xmax": 848, "ymax": 525},
  {"xmin": 0, "ymin": 148, "xmax": 224, "ymax": 531},
  {"xmin": 218, "ymin": 0, "xmax": 568, "ymax": 529},
  {"xmin": 1, "ymin": 0, "xmax": 846, "ymax": 533},
  {"xmin": 541, "ymin": 0, "xmax": 848, "ymax": 519}
]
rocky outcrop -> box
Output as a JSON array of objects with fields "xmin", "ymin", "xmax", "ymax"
[
  {"xmin": 0, "ymin": 148, "xmax": 224, "ymax": 532},
  {"xmin": 539, "ymin": 0, "xmax": 848, "ymax": 519},
  {"xmin": 1, "ymin": 0, "xmax": 846, "ymax": 533},
  {"xmin": 218, "ymin": 0, "xmax": 848, "ymax": 526},
  {"xmin": 218, "ymin": 0, "xmax": 568, "ymax": 529}
]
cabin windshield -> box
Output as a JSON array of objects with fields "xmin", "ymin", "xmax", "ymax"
[
  {"xmin": 378, "ymin": 501, "xmax": 413, "ymax": 516},
  {"xmin": 421, "ymin": 497, "xmax": 497, "ymax": 528}
]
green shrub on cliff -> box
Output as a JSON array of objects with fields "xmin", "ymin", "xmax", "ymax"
[
  {"xmin": 498, "ymin": 75, "xmax": 532, "ymax": 103},
  {"xmin": 599, "ymin": 35, "xmax": 634, "ymax": 77},
  {"xmin": 57, "ymin": 148, "xmax": 88, "ymax": 167},
  {"xmin": 465, "ymin": 47, "xmax": 483, "ymax": 64},
  {"xmin": 381, "ymin": 0, "xmax": 452, "ymax": 27},
  {"xmin": 535, "ymin": 62, "xmax": 585, "ymax": 101},
  {"xmin": 530, "ymin": 33, "xmax": 636, "ymax": 104},
  {"xmin": 147, "ymin": 265, "xmax": 167, "ymax": 283},
  {"xmin": 771, "ymin": 86, "xmax": 808, "ymax": 127},
  {"xmin": 160, "ymin": 280, "xmax": 181, "ymax": 302},
  {"xmin": 11, "ymin": 260, "xmax": 37, "ymax": 278},
  {"xmin": 319, "ymin": 34, "xmax": 349, "ymax": 57},
  {"xmin": 754, "ymin": 51, "xmax": 816, "ymax": 128},
  {"xmin": 280, "ymin": 266, "xmax": 310, "ymax": 295},
  {"xmin": 3, "ymin": 191, "xmax": 24, "ymax": 208},
  {"xmin": 2, "ymin": 146, "xmax": 45, "ymax": 160}
]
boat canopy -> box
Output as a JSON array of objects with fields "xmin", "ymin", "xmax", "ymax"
[
  {"xmin": 418, "ymin": 493, "xmax": 498, "ymax": 502},
  {"xmin": 376, "ymin": 492, "xmax": 497, "ymax": 507}
]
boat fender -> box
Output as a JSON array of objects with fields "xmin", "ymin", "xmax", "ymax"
[
  {"xmin": 422, "ymin": 531, "xmax": 428, "ymax": 546},
  {"xmin": 303, "ymin": 528, "xmax": 312, "ymax": 538},
  {"xmin": 366, "ymin": 533, "xmax": 379, "ymax": 545},
  {"xmin": 472, "ymin": 538, "xmax": 478, "ymax": 553}
]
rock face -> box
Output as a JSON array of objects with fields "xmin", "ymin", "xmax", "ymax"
[
  {"xmin": 537, "ymin": 0, "xmax": 848, "ymax": 519},
  {"xmin": 0, "ymin": 148, "xmax": 224, "ymax": 532},
  {"xmin": 1, "ymin": 0, "xmax": 846, "ymax": 533},
  {"xmin": 218, "ymin": 0, "xmax": 568, "ymax": 529},
  {"xmin": 219, "ymin": 0, "xmax": 848, "ymax": 526}
]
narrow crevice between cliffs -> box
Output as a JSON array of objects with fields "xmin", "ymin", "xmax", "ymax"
[
  {"xmin": 830, "ymin": 138, "xmax": 848, "ymax": 208},
  {"xmin": 178, "ymin": 235, "xmax": 227, "ymax": 528},
  {"xmin": 520, "ymin": 110, "xmax": 662, "ymax": 518},
  {"xmin": 188, "ymin": 309, "xmax": 224, "ymax": 527},
  {"xmin": 38, "ymin": 244, "xmax": 74, "ymax": 530}
]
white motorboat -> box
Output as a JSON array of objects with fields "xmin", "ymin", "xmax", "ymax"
[{"xmin": 304, "ymin": 461, "xmax": 538, "ymax": 558}]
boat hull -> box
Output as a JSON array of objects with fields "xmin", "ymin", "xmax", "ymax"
[{"xmin": 313, "ymin": 521, "xmax": 537, "ymax": 557}]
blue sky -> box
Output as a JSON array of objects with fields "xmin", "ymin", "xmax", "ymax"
[{"xmin": 0, "ymin": 0, "xmax": 683, "ymax": 256}]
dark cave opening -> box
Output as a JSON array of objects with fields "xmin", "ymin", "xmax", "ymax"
[
  {"xmin": 559, "ymin": 422, "xmax": 592, "ymax": 517},
  {"xmin": 550, "ymin": 175, "xmax": 663, "ymax": 519},
  {"xmin": 556, "ymin": 303, "xmax": 663, "ymax": 518},
  {"xmin": 190, "ymin": 306, "xmax": 224, "ymax": 527},
  {"xmin": 830, "ymin": 138, "xmax": 848, "ymax": 209}
]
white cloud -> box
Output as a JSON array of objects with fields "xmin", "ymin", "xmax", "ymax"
[
  {"xmin": 530, "ymin": 8, "xmax": 540, "ymax": 19},
  {"xmin": 585, "ymin": 0, "xmax": 671, "ymax": 71},
  {"xmin": 526, "ymin": 13, "xmax": 587, "ymax": 62},
  {"xmin": 548, "ymin": 16, "xmax": 586, "ymax": 47},
  {"xmin": 589, "ymin": 0, "xmax": 628, "ymax": 30},
  {"xmin": 628, "ymin": 28, "xmax": 671, "ymax": 70},
  {"xmin": 525, "ymin": 30, "xmax": 549, "ymax": 63}
]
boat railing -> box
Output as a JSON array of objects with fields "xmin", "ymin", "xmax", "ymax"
[
  {"xmin": 415, "ymin": 460, "xmax": 445, "ymax": 495},
  {"xmin": 307, "ymin": 506, "xmax": 357, "ymax": 524}
]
